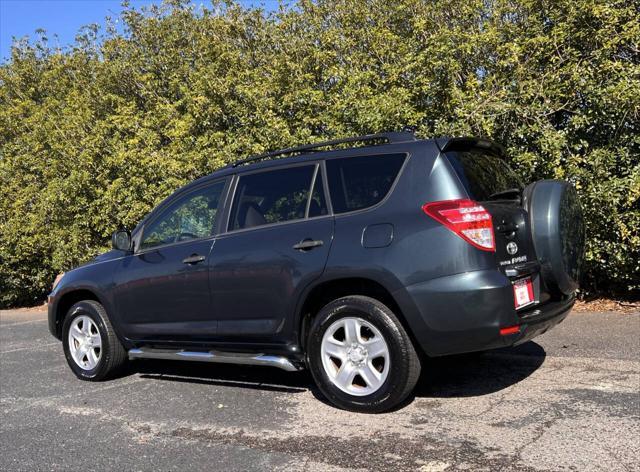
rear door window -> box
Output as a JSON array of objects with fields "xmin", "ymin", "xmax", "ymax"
[
  {"xmin": 326, "ymin": 153, "xmax": 406, "ymax": 214},
  {"xmin": 229, "ymin": 164, "xmax": 326, "ymax": 231},
  {"xmin": 445, "ymin": 150, "xmax": 523, "ymax": 201}
]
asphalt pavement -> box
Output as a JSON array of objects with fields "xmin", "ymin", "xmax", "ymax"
[{"xmin": 1, "ymin": 307, "xmax": 638, "ymax": 471}]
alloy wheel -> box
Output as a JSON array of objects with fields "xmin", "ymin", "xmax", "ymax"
[
  {"xmin": 68, "ymin": 315, "xmax": 102, "ymax": 370},
  {"xmin": 320, "ymin": 317, "xmax": 390, "ymax": 396}
]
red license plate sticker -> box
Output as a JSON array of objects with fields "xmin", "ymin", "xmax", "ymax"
[{"xmin": 513, "ymin": 277, "xmax": 535, "ymax": 309}]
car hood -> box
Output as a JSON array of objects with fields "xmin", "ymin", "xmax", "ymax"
[
  {"xmin": 69, "ymin": 249, "xmax": 124, "ymax": 270},
  {"xmin": 92, "ymin": 249, "xmax": 124, "ymax": 264}
]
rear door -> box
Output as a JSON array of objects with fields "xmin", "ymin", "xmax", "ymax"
[
  {"xmin": 444, "ymin": 148, "xmax": 545, "ymax": 307},
  {"xmin": 444, "ymin": 148, "xmax": 535, "ymax": 266},
  {"xmin": 209, "ymin": 163, "xmax": 333, "ymax": 338}
]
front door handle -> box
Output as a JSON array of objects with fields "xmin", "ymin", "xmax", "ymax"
[
  {"xmin": 182, "ymin": 254, "xmax": 206, "ymax": 265},
  {"xmin": 293, "ymin": 239, "xmax": 324, "ymax": 251}
]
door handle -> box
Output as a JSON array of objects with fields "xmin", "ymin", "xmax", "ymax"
[
  {"xmin": 497, "ymin": 223, "xmax": 518, "ymax": 233},
  {"xmin": 182, "ymin": 254, "xmax": 206, "ymax": 265},
  {"xmin": 293, "ymin": 239, "xmax": 324, "ymax": 251},
  {"xmin": 505, "ymin": 261, "xmax": 540, "ymax": 278}
]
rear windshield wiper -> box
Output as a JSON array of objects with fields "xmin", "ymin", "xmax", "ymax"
[{"xmin": 488, "ymin": 188, "xmax": 521, "ymax": 201}]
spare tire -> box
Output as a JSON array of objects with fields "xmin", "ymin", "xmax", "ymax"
[{"xmin": 522, "ymin": 180, "xmax": 585, "ymax": 295}]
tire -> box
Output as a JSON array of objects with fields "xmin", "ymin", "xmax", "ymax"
[
  {"xmin": 307, "ymin": 295, "xmax": 421, "ymax": 413},
  {"xmin": 522, "ymin": 180, "xmax": 585, "ymax": 295},
  {"xmin": 62, "ymin": 300, "xmax": 128, "ymax": 381}
]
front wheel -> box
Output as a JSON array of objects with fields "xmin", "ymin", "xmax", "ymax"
[
  {"xmin": 62, "ymin": 300, "xmax": 127, "ymax": 381},
  {"xmin": 307, "ymin": 296, "xmax": 421, "ymax": 413}
]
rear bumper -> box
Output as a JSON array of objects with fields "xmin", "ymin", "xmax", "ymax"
[
  {"xmin": 508, "ymin": 296, "xmax": 574, "ymax": 345},
  {"xmin": 393, "ymin": 270, "xmax": 574, "ymax": 357}
]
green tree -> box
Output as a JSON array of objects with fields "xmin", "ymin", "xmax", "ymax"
[{"xmin": 0, "ymin": 0, "xmax": 638, "ymax": 307}]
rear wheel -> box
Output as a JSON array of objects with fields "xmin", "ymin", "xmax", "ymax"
[
  {"xmin": 307, "ymin": 296, "xmax": 421, "ymax": 413},
  {"xmin": 62, "ymin": 300, "xmax": 127, "ymax": 381}
]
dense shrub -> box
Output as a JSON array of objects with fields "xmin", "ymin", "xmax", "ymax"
[{"xmin": 0, "ymin": 0, "xmax": 638, "ymax": 307}]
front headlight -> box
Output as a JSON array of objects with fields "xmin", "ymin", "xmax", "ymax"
[{"xmin": 52, "ymin": 272, "xmax": 65, "ymax": 291}]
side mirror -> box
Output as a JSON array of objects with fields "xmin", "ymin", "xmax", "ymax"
[{"xmin": 112, "ymin": 229, "xmax": 132, "ymax": 252}]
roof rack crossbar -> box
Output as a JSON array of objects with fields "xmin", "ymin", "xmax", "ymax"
[{"xmin": 231, "ymin": 131, "xmax": 416, "ymax": 168}]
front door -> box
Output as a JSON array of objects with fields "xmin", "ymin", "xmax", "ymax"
[
  {"xmin": 210, "ymin": 163, "xmax": 333, "ymax": 339},
  {"xmin": 113, "ymin": 179, "xmax": 227, "ymax": 342}
]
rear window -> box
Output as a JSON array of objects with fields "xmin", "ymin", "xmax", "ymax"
[
  {"xmin": 445, "ymin": 150, "xmax": 523, "ymax": 201},
  {"xmin": 326, "ymin": 154, "xmax": 406, "ymax": 214}
]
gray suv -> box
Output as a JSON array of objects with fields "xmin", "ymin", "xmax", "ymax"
[{"xmin": 48, "ymin": 132, "xmax": 584, "ymax": 412}]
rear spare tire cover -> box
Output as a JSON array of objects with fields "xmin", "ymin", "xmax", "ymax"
[{"xmin": 522, "ymin": 180, "xmax": 585, "ymax": 295}]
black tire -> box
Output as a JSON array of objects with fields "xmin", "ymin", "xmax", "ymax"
[
  {"xmin": 522, "ymin": 180, "xmax": 585, "ymax": 295},
  {"xmin": 307, "ymin": 295, "xmax": 421, "ymax": 413},
  {"xmin": 62, "ymin": 300, "xmax": 128, "ymax": 381}
]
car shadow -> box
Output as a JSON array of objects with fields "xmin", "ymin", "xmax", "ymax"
[
  {"xmin": 134, "ymin": 359, "xmax": 312, "ymax": 394},
  {"xmin": 412, "ymin": 341, "xmax": 546, "ymax": 399},
  {"xmin": 131, "ymin": 341, "xmax": 546, "ymax": 408}
]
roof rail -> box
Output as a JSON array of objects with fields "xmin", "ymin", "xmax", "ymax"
[{"xmin": 231, "ymin": 131, "xmax": 417, "ymax": 168}]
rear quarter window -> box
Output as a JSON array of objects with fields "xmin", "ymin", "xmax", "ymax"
[
  {"xmin": 326, "ymin": 153, "xmax": 406, "ymax": 214},
  {"xmin": 445, "ymin": 150, "xmax": 523, "ymax": 201}
]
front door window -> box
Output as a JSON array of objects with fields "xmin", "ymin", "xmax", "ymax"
[{"xmin": 141, "ymin": 181, "xmax": 225, "ymax": 250}]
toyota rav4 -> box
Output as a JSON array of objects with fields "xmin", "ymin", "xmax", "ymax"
[{"xmin": 48, "ymin": 132, "xmax": 584, "ymax": 412}]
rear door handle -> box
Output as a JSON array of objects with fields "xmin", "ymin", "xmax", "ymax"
[
  {"xmin": 497, "ymin": 223, "xmax": 518, "ymax": 233},
  {"xmin": 293, "ymin": 239, "xmax": 324, "ymax": 251},
  {"xmin": 182, "ymin": 254, "xmax": 206, "ymax": 265},
  {"xmin": 505, "ymin": 261, "xmax": 540, "ymax": 277}
]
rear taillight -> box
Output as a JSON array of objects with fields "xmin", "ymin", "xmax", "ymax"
[
  {"xmin": 422, "ymin": 199, "xmax": 495, "ymax": 251},
  {"xmin": 499, "ymin": 325, "xmax": 520, "ymax": 336}
]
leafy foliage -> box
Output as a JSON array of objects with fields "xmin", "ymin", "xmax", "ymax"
[{"xmin": 1, "ymin": 0, "xmax": 638, "ymax": 306}]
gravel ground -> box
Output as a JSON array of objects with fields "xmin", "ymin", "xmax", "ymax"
[{"xmin": 1, "ymin": 308, "xmax": 638, "ymax": 471}]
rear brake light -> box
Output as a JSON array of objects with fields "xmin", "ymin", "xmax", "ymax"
[
  {"xmin": 422, "ymin": 199, "xmax": 495, "ymax": 251},
  {"xmin": 500, "ymin": 325, "xmax": 520, "ymax": 336}
]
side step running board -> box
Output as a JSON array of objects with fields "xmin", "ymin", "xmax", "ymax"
[{"xmin": 128, "ymin": 347, "xmax": 301, "ymax": 372}]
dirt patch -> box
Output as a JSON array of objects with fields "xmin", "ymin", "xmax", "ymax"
[
  {"xmin": 573, "ymin": 298, "xmax": 639, "ymax": 314},
  {"xmin": 168, "ymin": 426, "xmax": 534, "ymax": 472},
  {"xmin": 1, "ymin": 303, "xmax": 48, "ymax": 313}
]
